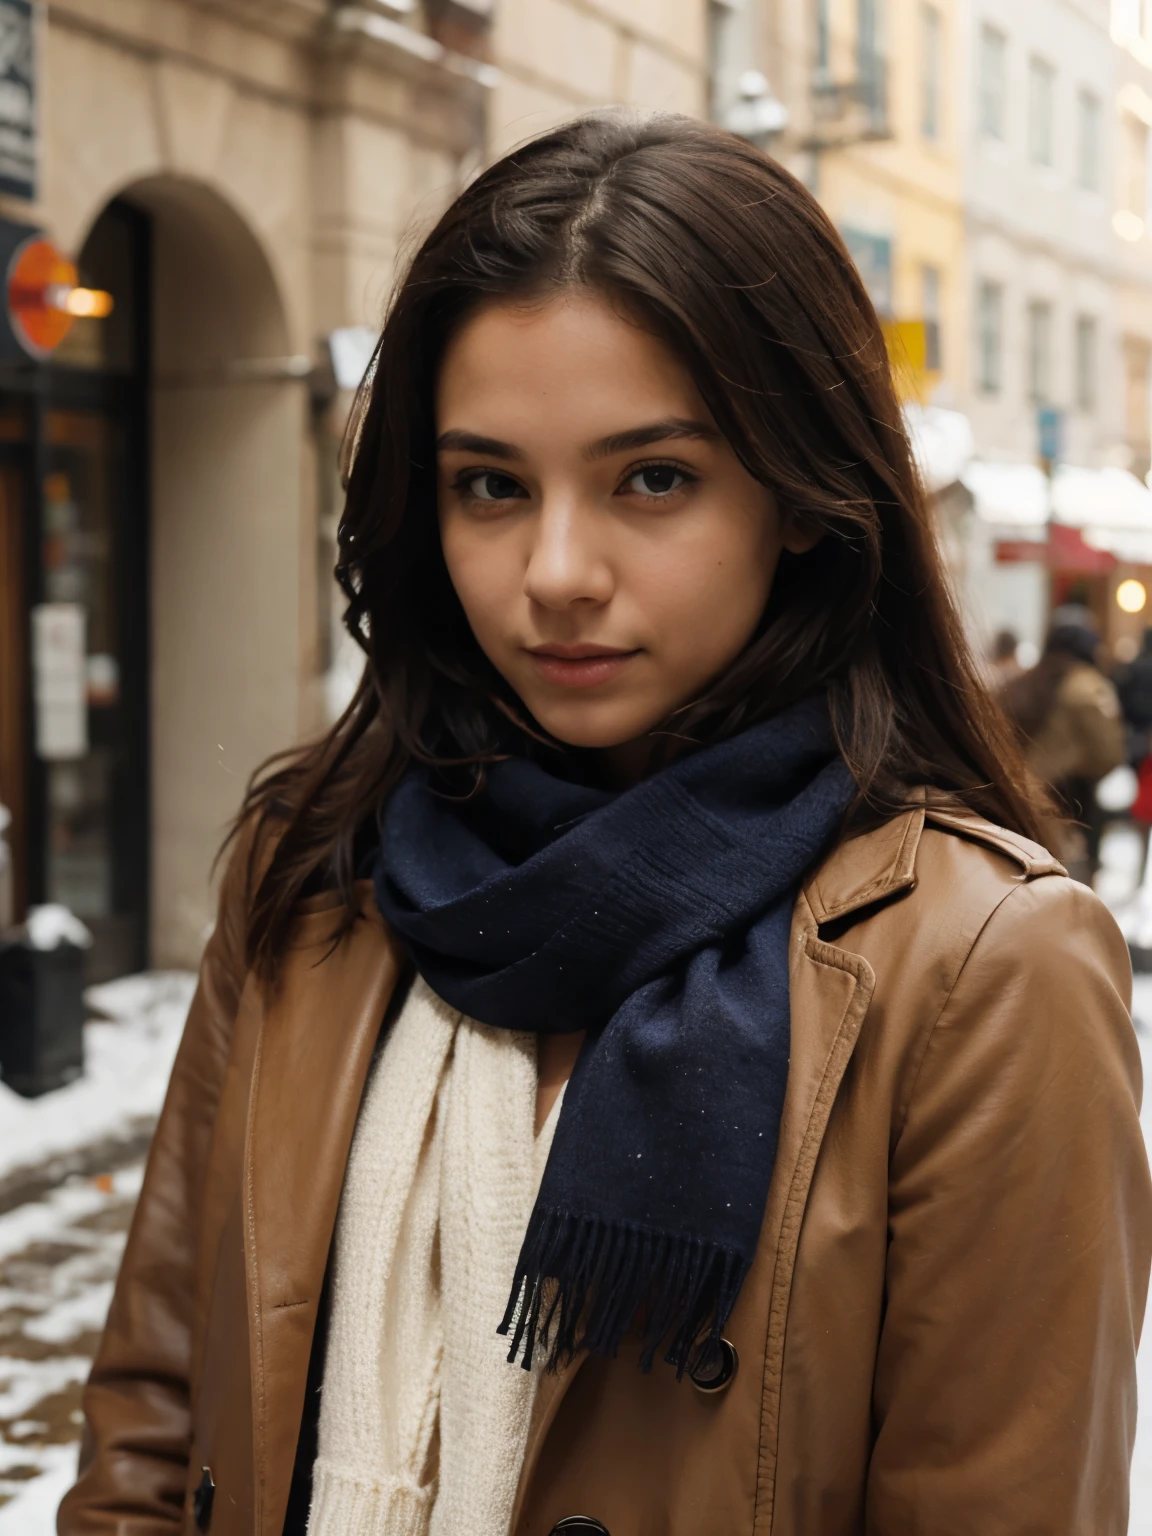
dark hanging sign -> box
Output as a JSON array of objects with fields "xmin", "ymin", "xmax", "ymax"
[{"xmin": 0, "ymin": 1, "xmax": 35, "ymax": 201}]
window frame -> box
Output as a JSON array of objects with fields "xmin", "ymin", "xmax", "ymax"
[
  {"xmin": 1027, "ymin": 54, "xmax": 1056, "ymax": 168},
  {"xmin": 921, "ymin": 3, "xmax": 942, "ymax": 141},
  {"xmin": 977, "ymin": 279, "xmax": 1003, "ymax": 395},
  {"xmin": 979, "ymin": 23, "xmax": 1007, "ymax": 142},
  {"xmin": 1075, "ymin": 87, "xmax": 1101, "ymax": 192},
  {"xmin": 1074, "ymin": 313, "xmax": 1097, "ymax": 414}
]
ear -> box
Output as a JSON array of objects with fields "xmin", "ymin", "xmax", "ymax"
[{"xmin": 780, "ymin": 512, "xmax": 823, "ymax": 556}]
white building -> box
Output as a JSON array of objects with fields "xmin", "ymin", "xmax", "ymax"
[{"xmin": 958, "ymin": 0, "xmax": 1152, "ymax": 654}]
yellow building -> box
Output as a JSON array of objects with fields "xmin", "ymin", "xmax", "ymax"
[{"xmin": 772, "ymin": 0, "xmax": 967, "ymax": 408}]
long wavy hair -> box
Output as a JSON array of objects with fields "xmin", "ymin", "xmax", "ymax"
[{"xmin": 231, "ymin": 111, "xmax": 1044, "ymax": 979}]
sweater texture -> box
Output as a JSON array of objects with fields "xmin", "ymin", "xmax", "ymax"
[{"xmin": 308, "ymin": 976, "xmax": 560, "ymax": 1536}]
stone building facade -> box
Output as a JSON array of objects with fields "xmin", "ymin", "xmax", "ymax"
[
  {"xmin": 0, "ymin": 0, "xmax": 716, "ymax": 978},
  {"xmin": 3, "ymin": 1, "xmax": 491, "ymax": 972}
]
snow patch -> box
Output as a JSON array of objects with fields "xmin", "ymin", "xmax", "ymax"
[{"xmin": 0, "ymin": 972, "xmax": 195, "ymax": 1189}]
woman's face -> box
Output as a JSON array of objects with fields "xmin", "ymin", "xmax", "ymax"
[{"xmin": 436, "ymin": 291, "xmax": 814, "ymax": 759}]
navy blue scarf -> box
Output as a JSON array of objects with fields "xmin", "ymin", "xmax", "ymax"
[{"xmin": 374, "ymin": 697, "xmax": 855, "ymax": 1374}]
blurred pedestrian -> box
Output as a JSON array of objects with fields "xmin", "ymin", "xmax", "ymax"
[
  {"xmin": 1116, "ymin": 626, "xmax": 1152, "ymax": 875},
  {"xmin": 1003, "ymin": 605, "xmax": 1124, "ymax": 882},
  {"xmin": 987, "ymin": 627, "xmax": 1023, "ymax": 689},
  {"xmin": 60, "ymin": 114, "xmax": 1149, "ymax": 1536},
  {"xmin": 1117, "ymin": 625, "xmax": 1152, "ymax": 764}
]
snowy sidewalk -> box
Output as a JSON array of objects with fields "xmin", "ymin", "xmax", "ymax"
[
  {"xmin": 0, "ymin": 973, "xmax": 194, "ymax": 1207},
  {"xmin": 0, "ymin": 973, "xmax": 193, "ymax": 1526}
]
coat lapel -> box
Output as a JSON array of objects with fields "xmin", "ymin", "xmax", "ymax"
[
  {"xmin": 750, "ymin": 914, "xmax": 875, "ymax": 1532},
  {"xmin": 243, "ymin": 885, "xmax": 403, "ymax": 1536},
  {"xmin": 513, "ymin": 811, "xmax": 922, "ymax": 1528}
]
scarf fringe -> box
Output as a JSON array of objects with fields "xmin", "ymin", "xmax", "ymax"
[{"xmin": 497, "ymin": 1207, "xmax": 747, "ymax": 1378}]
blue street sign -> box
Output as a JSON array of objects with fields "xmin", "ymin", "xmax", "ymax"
[{"xmin": 1037, "ymin": 405, "xmax": 1063, "ymax": 466}]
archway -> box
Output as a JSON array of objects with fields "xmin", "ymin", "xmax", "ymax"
[{"xmin": 62, "ymin": 177, "xmax": 305, "ymax": 970}]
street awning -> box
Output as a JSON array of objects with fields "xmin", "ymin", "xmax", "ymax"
[
  {"xmin": 964, "ymin": 460, "xmax": 1152, "ymax": 562},
  {"xmin": 902, "ymin": 403, "xmax": 974, "ymax": 494}
]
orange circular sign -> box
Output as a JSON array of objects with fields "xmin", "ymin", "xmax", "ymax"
[{"xmin": 8, "ymin": 237, "xmax": 76, "ymax": 356}]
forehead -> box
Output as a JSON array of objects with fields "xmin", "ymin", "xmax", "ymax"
[{"xmin": 436, "ymin": 291, "xmax": 705, "ymax": 433}]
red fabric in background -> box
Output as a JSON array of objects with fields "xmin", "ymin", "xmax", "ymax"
[{"xmin": 1132, "ymin": 756, "xmax": 1152, "ymax": 824}]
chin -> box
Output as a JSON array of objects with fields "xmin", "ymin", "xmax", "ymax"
[{"xmin": 524, "ymin": 697, "xmax": 662, "ymax": 751}]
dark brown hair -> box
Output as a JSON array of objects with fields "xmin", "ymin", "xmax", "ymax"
[{"xmin": 232, "ymin": 111, "xmax": 1044, "ymax": 978}]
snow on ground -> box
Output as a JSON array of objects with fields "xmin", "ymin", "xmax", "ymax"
[
  {"xmin": 0, "ymin": 1163, "xmax": 144, "ymax": 1528},
  {"xmin": 0, "ymin": 972, "xmax": 191, "ymax": 1528},
  {"xmin": 0, "ymin": 972, "xmax": 194, "ymax": 1192}
]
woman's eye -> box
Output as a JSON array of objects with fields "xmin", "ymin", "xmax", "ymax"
[
  {"xmin": 465, "ymin": 471, "xmax": 524, "ymax": 502},
  {"xmin": 624, "ymin": 464, "xmax": 688, "ymax": 497}
]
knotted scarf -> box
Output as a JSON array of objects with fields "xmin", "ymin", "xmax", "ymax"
[{"xmin": 373, "ymin": 696, "xmax": 856, "ymax": 1374}]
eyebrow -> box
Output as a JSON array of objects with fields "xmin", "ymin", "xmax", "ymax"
[{"xmin": 435, "ymin": 417, "xmax": 720, "ymax": 463}]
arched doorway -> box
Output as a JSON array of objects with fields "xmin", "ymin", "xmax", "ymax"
[{"xmin": 8, "ymin": 176, "xmax": 300, "ymax": 976}]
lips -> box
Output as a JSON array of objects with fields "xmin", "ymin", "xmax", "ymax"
[{"xmin": 525, "ymin": 644, "xmax": 640, "ymax": 689}]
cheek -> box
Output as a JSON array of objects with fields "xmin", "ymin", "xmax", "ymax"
[
  {"xmin": 639, "ymin": 510, "xmax": 781, "ymax": 658},
  {"xmin": 439, "ymin": 516, "xmax": 514, "ymax": 636}
]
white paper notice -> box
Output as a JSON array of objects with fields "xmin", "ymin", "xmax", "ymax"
[{"xmin": 32, "ymin": 603, "xmax": 88, "ymax": 760}]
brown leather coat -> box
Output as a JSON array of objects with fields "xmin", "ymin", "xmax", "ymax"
[{"xmin": 58, "ymin": 804, "xmax": 1151, "ymax": 1536}]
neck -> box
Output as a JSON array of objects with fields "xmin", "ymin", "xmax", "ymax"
[{"xmin": 590, "ymin": 735, "xmax": 656, "ymax": 789}]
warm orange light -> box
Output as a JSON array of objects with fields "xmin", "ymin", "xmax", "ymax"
[
  {"xmin": 45, "ymin": 284, "xmax": 114, "ymax": 318},
  {"xmin": 63, "ymin": 286, "xmax": 114, "ymax": 318},
  {"xmin": 7, "ymin": 238, "xmax": 77, "ymax": 355},
  {"xmin": 1117, "ymin": 578, "xmax": 1148, "ymax": 614}
]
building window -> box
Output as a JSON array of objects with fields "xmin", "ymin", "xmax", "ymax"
[
  {"xmin": 921, "ymin": 5, "xmax": 941, "ymax": 139},
  {"xmin": 979, "ymin": 24, "xmax": 1006, "ymax": 141},
  {"xmin": 842, "ymin": 226, "xmax": 894, "ymax": 317},
  {"xmin": 1075, "ymin": 315, "xmax": 1097, "ymax": 413},
  {"xmin": 1028, "ymin": 56, "xmax": 1055, "ymax": 167},
  {"xmin": 1027, "ymin": 299, "xmax": 1053, "ymax": 402},
  {"xmin": 1123, "ymin": 114, "xmax": 1149, "ymax": 222},
  {"xmin": 977, "ymin": 280, "xmax": 1002, "ymax": 393},
  {"xmin": 858, "ymin": 0, "xmax": 887, "ymax": 130},
  {"xmin": 1076, "ymin": 89, "xmax": 1101, "ymax": 191},
  {"xmin": 922, "ymin": 264, "xmax": 942, "ymax": 370},
  {"xmin": 816, "ymin": 0, "xmax": 831, "ymax": 82},
  {"xmin": 1125, "ymin": 337, "xmax": 1152, "ymax": 477}
]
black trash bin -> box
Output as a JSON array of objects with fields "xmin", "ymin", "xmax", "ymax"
[{"xmin": 0, "ymin": 937, "xmax": 86, "ymax": 1097}]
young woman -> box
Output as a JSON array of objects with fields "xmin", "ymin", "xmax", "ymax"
[{"xmin": 60, "ymin": 113, "xmax": 1149, "ymax": 1536}]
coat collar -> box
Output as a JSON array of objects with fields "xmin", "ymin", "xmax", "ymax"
[
  {"xmin": 798, "ymin": 796, "xmax": 1065, "ymax": 927},
  {"xmin": 801, "ymin": 806, "xmax": 924, "ymax": 924}
]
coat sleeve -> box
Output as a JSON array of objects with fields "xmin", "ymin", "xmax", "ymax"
[
  {"xmin": 56, "ymin": 835, "xmax": 255, "ymax": 1534},
  {"xmin": 867, "ymin": 875, "xmax": 1152, "ymax": 1535}
]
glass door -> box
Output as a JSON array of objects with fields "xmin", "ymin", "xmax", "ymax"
[{"xmin": 28, "ymin": 200, "xmax": 150, "ymax": 981}]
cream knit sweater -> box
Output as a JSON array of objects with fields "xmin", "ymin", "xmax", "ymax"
[{"xmin": 307, "ymin": 975, "xmax": 561, "ymax": 1536}]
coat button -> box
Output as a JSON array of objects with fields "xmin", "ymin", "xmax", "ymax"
[
  {"xmin": 689, "ymin": 1336, "xmax": 739, "ymax": 1394},
  {"xmin": 549, "ymin": 1520, "xmax": 611, "ymax": 1534},
  {"xmin": 193, "ymin": 1466, "xmax": 215, "ymax": 1531}
]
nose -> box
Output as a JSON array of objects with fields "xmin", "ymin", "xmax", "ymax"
[{"xmin": 523, "ymin": 496, "xmax": 614, "ymax": 612}]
